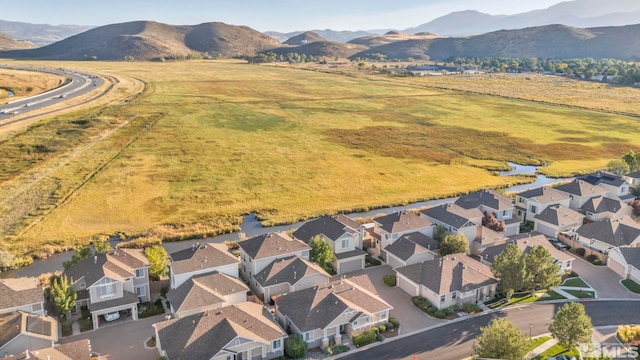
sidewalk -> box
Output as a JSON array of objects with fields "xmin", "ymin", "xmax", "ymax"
[
  {"xmin": 551, "ymin": 287, "xmax": 577, "ymax": 300},
  {"xmin": 527, "ymin": 336, "xmax": 557, "ymax": 359}
]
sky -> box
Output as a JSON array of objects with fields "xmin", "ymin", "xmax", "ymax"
[{"xmin": 4, "ymin": 0, "xmax": 566, "ymax": 32}]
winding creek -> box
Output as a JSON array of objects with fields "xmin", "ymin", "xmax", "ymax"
[{"xmin": 0, "ymin": 162, "xmax": 573, "ymax": 278}]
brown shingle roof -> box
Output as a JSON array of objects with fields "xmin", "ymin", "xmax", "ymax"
[
  {"xmin": 580, "ymin": 196, "xmax": 625, "ymax": 214},
  {"xmin": 420, "ymin": 203, "xmax": 482, "ymax": 229},
  {"xmin": 555, "ymin": 179, "xmax": 608, "ymax": 197},
  {"xmin": 0, "ymin": 277, "xmax": 42, "ymax": 312},
  {"xmin": 238, "ymin": 232, "xmax": 310, "ymax": 260},
  {"xmin": 455, "ymin": 190, "xmax": 513, "ymax": 211},
  {"xmin": 254, "ymin": 256, "xmax": 329, "ymax": 288},
  {"xmin": 167, "ymin": 272, "xmax": 248, "ymax": 314},
  {"xmin": 374, "ymin": 211, "xmax": 433, "ymax": 234},
  {"xmin": 65, "ymin": 248, "xmax": 149, "ymax": 287},
  {"xmin": 480, "ymin": 233, "xmax": 574, "ymax": 264},
  {"xmin": 619, "ymin": 247, "xmax": 640, "ymax": 270},
  {"xmin": 534, "ymin": 204, "xmax": 584, "ymax": 227},
  {"xmin": 54, "ymin": 339, "xmax": 92, "ymax": 360},
  {"xmin": 385, "ymin": 232, "xmax": 438, "ymax": 261},
  {"xmin": 169, "ymin": 243, "xmax": 239, "ymax": 275},
  {"xmin": 576, "ymin": 216, "xmax": 640, "ymax": 247},
  {"xmin": 155, "ymin": 302, "xmax": 286, "ymax": 360},
  {"xmin": 516, "ymin": 186, "xmax": 570, "ymax": 204}
]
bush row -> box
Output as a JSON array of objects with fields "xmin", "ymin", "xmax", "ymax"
[
  {"xmin": 353, "ymin": 330, "xmax": 378, "ymax": 348},
  {"xmin": 383, "ymin": 274, "xmax": 396, "ymax": 287}
]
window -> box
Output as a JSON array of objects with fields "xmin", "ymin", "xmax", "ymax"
[
  {"xmin": 342, "ymin": 239, "xmax": 349, "ymax": 249},
  {"xmin": 304, "ymin": 332, "xmax": 313, "ymax": 341},
  {"xmin": 452, "ymin": 292, "xmax": 457, "ymax": 300},
  {"xmin": 530, "ymin": 205, "xmax": 537, "ymax": 214},
  {"xmin": 379, "ymin": 311, "xmax": 387, "ymax": 320},
  {"xmin": 97, "ymin": 283, "xmax": 116, "ymax": 298},
  {"xmin": 80, "ymin": 283, "xmax": 85, "ymax": 288},
  {"xmin": 518, "ymin": 197, "xmax": 524, "ymax": 203},
  {"xmin": 302, "ymin": 250, "xmax": 309, "ymax": 258},
  {"xmin": 440, "ymin": 295, "xmax": 446, "ymax": 303},
  {"xmin": 135, "ymin": 286, "xmax": 145, "ymax": 297},
  {"xmin": 272, "ymin": 339, "xmax": 282, "ymax": 350}
]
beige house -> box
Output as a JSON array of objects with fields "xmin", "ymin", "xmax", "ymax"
[
  {"xmin": 154, "ymin": 302, "xmax": 287, "ymax": 360},
  {"xmin": 514, "ymin": 186, "xmax": 571, "ymax": 223},
  {"xmin": 580, "ymin": 196, "xmax": 631, "ymax": 222},
  {"xmin": 470, "ymin": 226, "xmax": 508, "ymax": 255},
  {"xmin": 455, "ymin": 190, "xmax": 520, "ymax": 236},
  {"xmin": 274, "ymin": 280, "xmax": 392, "ymax": 349},
  {"xmin": 554, "ymin": 180, "xmax": 609, "ymax": 210},
  {"xmin": 372, "ymin": 211, "xmax": 434, "ymax": 260},
  {"xmin": 608, "ymin": 247, "xmax": 640, "ymax": 283},
  {"xmin": 2, "ymin": 339, "xmax": 91, "ymax": 360},
  {"xmin": 577, "ymin": 172, "xmax": 634, "ymax": 203},
  {"xmin": 420, "ymin": 203, "xmax": 483, "ymax": 245},
  {"xmin": 167, "ymin": 272, "xmax": 249, "ymax": 318},
  {"xmin": 0, "ymin": 312, "xmax": 58, "ymax": 358},
  {"xmin": 169, "ymin": 242, "xmax": 239, "ymax": 289},
  {"xmin": 385, "ymin": 232, "xmax": 439, "ymax": 268},
  {"xmin": 0, "ymin": 278, "xmax": 44, "ymax": 316},
  {"xmin": 623, "ymin": 171, "xmax": 640, "ymax": 189},
  {"xmin": 567, "ymin": 216, "xmax": 640, "ymax": 255},
  {"xmin": 253, "ymin": 256, "xmax": 330, "ymax": 304},
  {"xmin": 533, "ymin": 204, "xmax": 584, "ymax": 238},
  {"xmin": 65, "ymin": 248, "xmax": 150, "ymax": 329},
  {"xmin": 395, "ymin": 255, "xmax": 498, "ymax": 310}
]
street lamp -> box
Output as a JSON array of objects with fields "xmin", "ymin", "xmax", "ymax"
[{"xmin": 529, "ymin": 323, "xmax": 533, "ymax": 337}]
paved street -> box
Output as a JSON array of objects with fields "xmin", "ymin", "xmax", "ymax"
[
  {"xmin": 339, "ymin": 265, "xmax": 445, "ymax": 334},
  {"xmin": 571, "ymin": 255, "xmax": 640, "ymax": 299},
  {"xmin": 60, "ymin": 314, "xmax": 164, "ymax": 360}
]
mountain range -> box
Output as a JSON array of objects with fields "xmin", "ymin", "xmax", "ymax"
[{"xmin": 0, "ymin": 19, "xmax": 92, "ymax": 46}]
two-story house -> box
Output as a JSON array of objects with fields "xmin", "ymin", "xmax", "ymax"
[
  {"xmin": 0, "ymin": 278, "xmax": 44, "ymax": 316},
  {"xmin": 65, "ymin": 248, "xmax": 150, "ymax": 329},
  {"xmin": 566, "ymin": 216, "xmax": 640, "ymax": 257},
  {"xmin": 169, "ymin": 242, "xmax": 239, "ymax": 289},
  {"xmin": 420, "ymin": 203, "xmax": 482, "ymax": 244},
  {"xmin": 580, "ymin": 196, "xmax": 631, "ymax": 222},
  {"xmin": 533, "ymin": 204, "xmax": 585, "ymax": 238},
  {"xmin": 167, "ymin": 272, "xmax": 249, "ymax": 318},
  {"xmin": 253, "ymin": 256, "xmax": 330, "ymax": 304},
  {"xmin": 274, "ymin": 280, "xmax": 392, "ymax": 349},
  {"xmin": 514, "ymin": 186, "xmax": 571, "ymax": 223},
  {"xmin": 372, "ymin": 211, "xmax": 433, "ymax": 261},
  {"xmin": 395, "ymin": 255, "xmax": 498, "ymax": 310},
  {"xmin": 623, "ymin": 171, "xmax": 640, "ymax": 189},
  {"xmin": 238, "ymin": 232, "xmax": 311, "ymax": 286},
  {"xmin": 154, "ymin": 302, "xmax": 287, "ymax": 360},
  {"xmin": 292, "ymin": 215, "xmax": 366, "ymax": 274},
  {"xmin": 454, "ymin": 190, "xmax": 520, "ymax": 235},
  {"xmin": 554, "ymin": 180, "xmax": 609, "ymax": 210},
  {"xmin": 578, "ymin": 171, "xmax": 634, "ymax": 203},
  {"xmin": 384, "ymin": 232, "xmax": 439, "ymax": 268}
]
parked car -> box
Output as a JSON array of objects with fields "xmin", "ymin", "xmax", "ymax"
[
  {"xmin": 548, "ymin": 356, "xmax": 576, "ymax": 360},
  {"xmin": 104, "ymin": 311, "xmax": 120, "ymax": 321}
]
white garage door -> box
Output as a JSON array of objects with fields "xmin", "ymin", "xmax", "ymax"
[
  {"xmin": 338, "ymin": 258, "xmax": 363, "ymax": 274},
  {"xmin": 535, "ymin": 221, "xmax": 557, "ymax": 238},
  {"xmin": 608, "ymin": 256, "xmax": 627, "ymax": 279},
  {"xmin": 397, "ymin": 275, "xmax": 418, "ymax": 296}
]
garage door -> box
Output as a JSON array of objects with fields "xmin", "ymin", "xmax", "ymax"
[
  {"xmin": 338, "ymin": 257, "xmax": 363, "ymax": 274},
  {"xmin": 397, "ymin": 275, "xmax": 418, "ymax": 296},
  {"xmin": 534, "ymin": 221, "xmax": 557, "ymax": 238},
  {"xmin": 608, "ymin": 256, "xmax": 627, "ymax": 279},
  {"xmin": 387, "ymin": 254, "xmax": 405, "ymax": 269}
]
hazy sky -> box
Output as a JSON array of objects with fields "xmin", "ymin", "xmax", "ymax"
[{"xmin": 5, "ymin": 0, "xmax": 565, "ymax": 32}]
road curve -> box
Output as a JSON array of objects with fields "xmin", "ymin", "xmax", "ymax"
[
  {"xmin": 338, "ymin": 300, "xmax": 640, "ymax": 360},
  {"xmin": 0, "ymin": 64, "xmax": 103, "ymax": 124}
]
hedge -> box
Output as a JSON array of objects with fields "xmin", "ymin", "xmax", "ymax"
[
  {"xmin": 434, "ymin": 310, "xmax": 446, "ymax": 319},
  {"xmin": 586, "ymin": 254, "xmax": 599, "ymax": 262},
  {"xmin": 411, "ymin": 296, "xmax": 432, "ymax": 312},
  {"xmin": 462, "ymin": 303, "xmax": 482, "ymax": 314},
  {"xmin": 575, "ymin": 248, "xmax": 586, "ymax": 256},
  {"xmin": 389, "ymin": 317, "xmax": 400, "ymax": 328},
  {"xmin": 383, "ymin": 274, "xmax": 396, "ymax": 287},
  {"xmin": 353, "ymin": 330, "xmax": 377, "ymax": 347},
  {"xmin": 284, "ymin": 336, "xmax": 308, "ymax": 359}
]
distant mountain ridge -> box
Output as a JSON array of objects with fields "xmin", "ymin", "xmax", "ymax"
[
  {"xmin": 0, "ymin": 19, "xmax": 92, "ymax": 46},
  {"xmin": 0, "ymin": 33, "xmax": 36, "ymax": 50}
]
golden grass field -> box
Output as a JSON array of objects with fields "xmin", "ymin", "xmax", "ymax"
[
  {"xmin": 1, "ymin": 60, "xmax": 639, "ymax": 260},
  {"xmin": 0, "ymin": 67, "xmax": 67, "ymax": 100}
]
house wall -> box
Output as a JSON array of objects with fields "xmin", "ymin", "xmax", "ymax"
[
  {"xmin": 172, "ymin": 262, "xmax": 239, "ymax": 289},
  {"xmin": 376, "ymin": 225, "xmax": 434, "ymax": 250},
  {"xmin": 261, "ymin": 283, "xmax": 290, "ymax": 303},
  {"xmin": 0, "ymin": 335, "xmax": 53, "ymax": 357},
  {"xmin": 0, "ymin": 302, "xmax": 44, "ymax": 316},
  {"xmin": 607, "ymin": 248, "xmax": 628, "ymax": 279},
  {"xmin": 586, "ymin": 207, "xmax": 632, "ymax": 222},
  {"xmin": 334, "ymin": 233, "xmax": 358, "ymax": 255},
  {"xmin": 292, "ymin": 273, "xmax": 330, "ymax": 292},
  {"xmin": 534, "ymin": 220, "xmax": 560, "ymax": 238},
  {"xmin": 241, "ymin": 250, "xmax": 307, "ymax": 282},
  {"xmin": 459, "ymin": 225, "xmax": 479, "ymax": 243},
  {"xmin": 89, "ymin": 278, "xmax": 124, "ymax": 304}
]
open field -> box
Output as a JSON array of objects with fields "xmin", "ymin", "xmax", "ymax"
[
  {"xmin": 1, "ymin": 60, "xmax": 639, "ymax": 259},
  {"xmin": 0, "ymin": 68, "xmax": 67, "ymax": 100}
]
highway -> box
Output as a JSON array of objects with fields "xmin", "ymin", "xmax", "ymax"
[
  {"xmin": 339, "ymin": 300, "xmax": 640, "ymax": 360},
  {"xmin": 0, "ymin": 65, "xmax": 102, "ymax": 125}
]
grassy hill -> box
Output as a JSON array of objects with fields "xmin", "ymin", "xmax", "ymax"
[
  {"xmin": 271, "ymin": 41, "xmax": 368, "ymax": 58},
  {"xmin": 0, "ymin": 33, "xmax": 36, "ymax": 50},
  {"xmin": 283, "ymin": 31, "xmax": 327, "ymax": 45}
]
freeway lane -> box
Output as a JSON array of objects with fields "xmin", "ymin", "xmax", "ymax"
[
  {"xmin": 0, "ymin": 65, "xmax": 102, "ymax": 123},
  {"xmin": 339, "ymin": 300, "xmax": 640, "ymax": 360}
]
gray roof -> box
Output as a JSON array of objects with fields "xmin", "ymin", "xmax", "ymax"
[
  {"xmin": 0, "ymin": 278, "xmax": 43, "ymax": 311},
  {"xmin": 254, "ymin": 256, "xmax": 329, "ymax": 288},
  {"xmin": 474, "ymin": 226, "xmax": 507, "ymax": 246},
  {"xmin": 374, "ymin": 211, "xmax": 432, "ymax": 234},
  {"xmin": 275, "ymin": 280, "xmax": 392, "ymax": 332},
  {"xmin": 455, "ymin": 190, "xmax": 513, "ymax": 211},
  {"xmin": 581, "ymin": 196, "xmax": 625, "ymax": 214},
  {"xmin": 334, "ymin": 248, "xmax": 367, "ymax": 260},
  {"xmin": 618, "ymin": 247, "xmax": 640, "ymax": 269},
  {"xmin": 155, "ymin": 302, "xmax": 286, "ymax": 360},
  {"xmin": 88, "ymin": 291, "xmax": 139, "ymax": 312},
  {"xmin": 579, "ymin": 172, "xmax": 627, "ymax": 187},
  {"xmin": 479, "ymin": 233, "xmax": 574, "ymax": 264},
  {"xmin": 169, "ymin": 243, "xmax": 238, "ymax": 275},
  {"xmin": 420, "ymin": 203, "xmax": 482, "ymax": 229},
  {"xmin": 168, "ymin": 272, "xmax": 249, "ymax": 314},
  {"xmin": 238, "ymin": 232, "xmax": 310, "ymax": 260},
  {"xmin": 395, "ymin": 255, "xmax": 497, "ymax": 295},
  {"xmin": 554, "ymin": 179, "xmax": 608, "ymax": 197},
  {"xmin": 65, "ymin": 249, "xmax": 149, "ymax": 287},
  {"xmin": 534, "ymin": 205, "xmax": 584, "ymax": 227},
  {"xmin": 0, "ymin": 312, "xmax": 22, "ymax": 348},
  {"xmin": 385, "ymin": 232, "xmax": 438, "ymax": 261},
  {"xmin": 293, "ymin": 215, "xmax": 359, "ymax": 243},
  {"xmin": 625, "ymin": 171, "xmax": 640, "ymax": 180},
  {"xmin": 576, "ymin": 216, "xmax": 640, "ymax": 247},
  {"xmin": 0, "ymin": 312, "xmax": 57, "ymax": 349},
  {"xmin": 516, "ymin": 186, "xmax": 570, "ymax": 204}
]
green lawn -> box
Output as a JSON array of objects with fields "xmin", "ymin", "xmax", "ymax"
[
  {"xmin": 561, "ymin": 277, "xmax": 590, "ymax": 288},
  {"xmin": 534, "ymin": 344, "xmax": 580, "ymax": 360},
  {"xmin": 487, "ymin": 290, "xmax": 566, "ymax": 308},
  {"xmin": 622, "ymin": 279, "xmax": 640, "ymax": 294},
  {"xmin": 529, "ymin": 336, "xmax": 551, "ymax": 352},
  {"xmin": 565, "ymin": 289, "xmax": 596, "ymax": 298}
]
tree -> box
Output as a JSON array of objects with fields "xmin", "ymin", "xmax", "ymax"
[
  {"xmin": 622, "ymin": 151, "xmax": 639, "ymax": 172},
  {"xmin": 93, "ymin": 240, "xmax": 112, "ymax": 254},
  {"xmin": 472, "ymin": 317, "xmax": 530, "ymax": 360},
  {"xmin": 524, "ymin": 245, "xmax": 561, "ymax": 292},
  {"xmin": 63, "ymin": 246, "xmax": 92, "ymax": 270},
  {"xmin": 145, "ymin": 245, "xmax": 169, "ymax": 280},
  {"xmin": 606, "ymin": 159, "xmax": 628, "ymax": 175},
  {"xmin": 309, "ymin": 235, "xmax": 334, "ymax": 269},
  {"xmin": 0, "ymin": 249, "xmax": 15, "ymax": 271},
  {"xmin": 284, "ymin": 335, "xmax": 308, "ymax": 359},
  {"xmin": 434, "ymin": 225, "xmax": 448, "ymax": 242},
  {"xmin": 439, "ymin": 234, "xmax": 469, "ymax": 256},
  {"xmin": 549, "ymin": 302, "xmax": 593, "ymax": 351},
  {"xmin": 482, "ymin": 211, "xmax": 506, "ymax": 233},
  {"xmin": 51, "ymin": 275, "xmax": 76, "ymax": 319},
  {"xmin": 491, "ymin": 244, "xmax": 528, "ymax": 300}
]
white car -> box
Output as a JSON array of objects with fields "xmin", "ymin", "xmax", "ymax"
[
  {"xmin": 0, "ymin": 109, "xmax": 7, "ymax": 114},
  {"xmin": 104, "ymin": 311, "xmax": 120, "ymax": 321}
]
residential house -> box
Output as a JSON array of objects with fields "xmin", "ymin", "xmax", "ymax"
[
  {"xmin": 372, "ymin": 211, "xmax": 434, "ymax": 260},
  {"xmin": 554, "ymin": 180, "xmax": 609, "ymax": 210},
  {"xmin": 154, "ymin": 302, "xmax": 287, "ymax": 360},
  {"xmin": 0, "ymin": 278, "xmax": 44, "ymax": 316},
  {"xmin": 65, "ymin": 248, "xmax": 150, "ymax": 329},
  {"xmin": 384, "ymin": 232, "xmax": 439, "ymax": 268},
  {"xmin": 607, "ymin": 247, "xmax": 640, "ymax": 283},
  {"xmin": 292, "ymin": 215, "xmax": 366, "ymax": 274},
  {"xmin": 470, "ymin": 226, "xmax": 508, "ymax": 255},
  {"xmin": 238, "ymin": 232, "xmax": 311, "ymax": 285},
  {"xmin": 0, "ymin": 312, "xmax": 57, "ymax": 358},
  {"xmin": 274, "ymin": 280, "xmax": 392, "ymax": 348},
  {"xmin": 395, "ymin": 255, "xmax": 498, "ymax": 310},
  {"xmin": 420, "ymin": 203, "xmax": 483, "ymax": 244},
  {"xmin": 253, "ymin": 256, "xmax": 330, "ymax": 304},
  {"xmin": 578, "ymin": 171, "xmax": 634, "ymax": 202},
  {"xmin": 580, "ymin": 196, "xmax": 631, "ymax": 222},
  {"xmin": 477, "ymin": 233, "xmax": 575, "ymax": 273},
  {"xmin": 566, "ymin": 216, "xmax": 640, "ymax": 256},
  {"xmin": 167, "ymin": 272, "xmax": 249, "ymax": 318},
  {"xmin": 169, "ymin": 242, "xmax": 239, "ymax": 289},
  {"xmin": 514, "ymin": 187, "xmax": 571, "ymax": 223},
  {"xmin": 1, "ymin": 339, "xmax": 91, "ymax": 360},
  {"xmin": 622, "ymin": 171, "xmax": 640, "ymax": 189},
  {"xmin": 454, "ymin": 190, "xmax": 520, "ymax": 235},
  {"xmin": 533, "ymin": 204, "xmax": 584, "ymax": 238}
]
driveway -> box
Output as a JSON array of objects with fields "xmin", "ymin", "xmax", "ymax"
[
  {"xmin": 571, "ymin": 255, "xmax": 640, "ymax": 299},
  {"xmin": 60, "ymin": 314, "xmax": 165, "ymax": 360},
  {"xmin": 338, "ymin": 265, "xmax": 445, "ymax": 334}
]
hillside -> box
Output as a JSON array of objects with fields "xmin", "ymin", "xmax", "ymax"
[
  {"xmin": 267, "ymin": 29, "xmax": 374, "ymax": 43},
  {"xmin": 283, "ymin": 31, "xmax": 326, "ymax": 45},
  {"xmin": 348, "ymin": 31, "xmax": 442, "ymax": 47},
  {"xmin": 0, "ymin": 21, "xmax": 280, "ymax": 60},
  {"xmin": 270, "ymin": 41, "xmax": 367, "ymax": 58},
  {"xmin": 0, "ymin": 19, "xmax": 92, "ymax": 46},
  {"xmin": 0, "ymin": 33, "xmax": 36, "ymax": 50}
]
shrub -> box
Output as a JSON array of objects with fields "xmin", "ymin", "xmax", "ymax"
[
  {"xmin": 586, "ymin": 254, "xmax": 599, "ymax": 262},
  {"xmin": 592, "ymin": 259, "xmax": 602, "ymax": 265},
  {"xmin": 617, "ymin": 325, "xmax": 640, "ymax": 343},
  {"xmin": 389, "ymin": 317, "xmax": 400, "ymax": 328},
  {"xmin": 366, "ymin": 255, "xmax": 382, "ymax": 266},
  {"xmin": 371, "ymin": 326, "xmax": 379, "ymax": 333},
  {"xmin": 575, "ymin": 248, "xmax": 586, "ymax": 256},
  {"xmin": 383, "ymin": 274, "xmax": 396, "ymax": 287},
  {"xmin": 411, "ymin": 296, "xmax": 432, "ymax": 312},
  {"xmin": 462, "ymin": 303, "xmax": 482, "ymax": 314},
  {"xmin": 378, "ymin": 324, "xmax": 386, "ymax": 332},
  {"xmin": 376, "ymin": 333, "xmax": 384, "ymax": 341},
  {"xmin": 427, "ymin": 306, "xmax": 437, "ymax": 316},
  {"xmin": 434, "ymin": 310, "xmax": 447, "ymax": 319},
  {"xmin": 385, "ymin": 322, "xmax": 394, "ymax": 330},
  {"xmin": 353, "ymin": 330, "xmax": 377, "ymax": 347},
  {"xmin": 443, "ymin": 306, "xmax": 455, "ymax": 315},
  {"xmin": 285, "ymin": 336, "xmax": 308, "ymax": 359}
]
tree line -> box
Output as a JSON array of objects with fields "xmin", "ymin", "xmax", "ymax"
[{"xmin": 244, "ymin": 52, "xmax": 323, "ymax": 64}]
